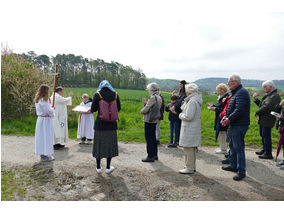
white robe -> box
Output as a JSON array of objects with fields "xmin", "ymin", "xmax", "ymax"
[
  {"xmin": 35, "ymin": 99, "xmax": 55, "ymax": 155},
  {"xmin": 77, "ymin": 101, "xmax": 94, "ymax": 139},
  {"xmin": 50, "ymin": 93, "xmax": 72, "ymax": 144}
]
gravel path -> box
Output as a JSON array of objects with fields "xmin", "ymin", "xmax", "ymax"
[{"xmin": 1, "ymin": 135, "xmax": 284, "ymax": 201}]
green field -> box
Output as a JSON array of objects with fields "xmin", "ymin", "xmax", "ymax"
[{"xmin": 1, "ymin": 88, "xmax": 282, "ymax": 148}]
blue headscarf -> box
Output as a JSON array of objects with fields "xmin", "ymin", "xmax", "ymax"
[{"xmin": 97, "ymin": 80, "xmax": 115, "ymax": 92}]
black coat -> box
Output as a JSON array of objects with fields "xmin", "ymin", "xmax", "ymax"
[
  {"xmin": 275, "ymin": 103, "xmax": 284, "ymax": 131},
  {"xmin": 91, "ymin": 87, "xmax": 121, "ymax": 131},
  {"xmin": 254, "ymin": 89, "xmax": 281, "ymax": 128},
  {"xmin": 214, "ymin": 92, "xmax": 230, "ymax": 131}
]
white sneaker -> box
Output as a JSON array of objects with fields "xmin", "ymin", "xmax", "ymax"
[
  {"xmin": 276, "ymin": 161, "xmax": 284, "ymax": 167},
  {"xmin": 106, "ymin": 166, "xmax": 114, "ymax": 174},
  {"xmin": 215, "ymin": 149, "xmax": 227, "ymax": 154},
  {"xmin": 179, "ymin": 168, "xmax": 195, "ymax": 174},
  {"xmin": 96, "ymin": 168, "xmax": 102, "ymax": 173}
]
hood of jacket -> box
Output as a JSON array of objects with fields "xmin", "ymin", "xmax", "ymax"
[{"xmin": 184, "ymin": 93, "xmax": 203, "ymax": 106}]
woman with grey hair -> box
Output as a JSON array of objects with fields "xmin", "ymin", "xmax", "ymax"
[
  {"xmin": 179, "ymin": 83, "xmax": 202, "ymax": 174},
  {"xmin": 140, "ymin": 83, "xmax": 162, "ymax": 162}
]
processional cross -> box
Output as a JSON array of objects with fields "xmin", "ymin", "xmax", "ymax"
[{"xmin": 52, "ymin": 64, "xmax": 60, "ymax": 107}]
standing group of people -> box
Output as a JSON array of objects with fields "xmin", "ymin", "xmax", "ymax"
[
  {"xmin": 34, "ymin": 80, "xmax": 120, "ymax": 174},
  {"xmin": 34, "ymin": 75, "xmax": 284, "ymax": 180},
  {"xmin": 207, "ymin": 77, "xmax": 284, "ymax": 180}
]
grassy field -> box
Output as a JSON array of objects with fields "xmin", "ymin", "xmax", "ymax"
[{"xmin": 1, "ymin": 88, "xmax": 282, "ymax": 148}]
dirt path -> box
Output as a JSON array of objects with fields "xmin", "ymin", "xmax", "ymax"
[{"xmin": 1, "ymin": 135, "xmax": 284, "ymax": 201}]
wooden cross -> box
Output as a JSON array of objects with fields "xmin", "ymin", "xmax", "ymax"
[{"xmin": 52, "ymin": 64, "xmax": 60, "ymax": 107}]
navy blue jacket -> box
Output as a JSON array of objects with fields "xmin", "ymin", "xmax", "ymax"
[
  {"xmin": 165, "ymin": 102, "xmax": 181, "ymax": 122},
  {"xmin": 226, "ymin": 84, "xmax": 250, "ymax": 126}
]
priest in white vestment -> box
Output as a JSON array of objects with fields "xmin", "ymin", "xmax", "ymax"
[{"xmin": 50, "ymin": 86, "xmax": 72, "ymax": 150}]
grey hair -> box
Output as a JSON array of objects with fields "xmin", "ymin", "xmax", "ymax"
[
  {"xmin": 262, "ymin": 80, "xmax": 275, "ymax": 88},
  {"xmin": 185, "ymin": 83, "xmax": 199, "ymax": 94},
  {"xmin": 147, "ymin": 82, "xmax": 159, "ymax": 92},
  {"xmin": 230, "ymin": 74, "xmax": 241, "ymax": 83}
]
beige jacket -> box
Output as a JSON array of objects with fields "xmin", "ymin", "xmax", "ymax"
[{"xmin": 140, "ymin": 91, "xmax": 162, "ymax": 123}]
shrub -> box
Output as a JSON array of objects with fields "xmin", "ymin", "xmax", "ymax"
[{"xmin": 1, "ymin": 48, "xmax": 52, "ymax": 120}]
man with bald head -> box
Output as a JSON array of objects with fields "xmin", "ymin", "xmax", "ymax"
[{"xmin": 221, "ymin": 74, "xmax": 250, "ymax": 181}]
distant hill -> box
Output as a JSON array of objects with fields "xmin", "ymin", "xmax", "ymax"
[{"xmin": 148, "ymin": 77, "xmax": 284, "ymax": 92}]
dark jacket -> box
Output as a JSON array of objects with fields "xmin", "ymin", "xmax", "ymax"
[
  {"xmin": 254, "ymin": 89, "xmax": 281, "ymax": 128},
  {"xmin": 159, "ymin": 94, "xmax": 165, "ymax": 120},
  {"xmin": 91, "ymin": 87, "xmax": 121, "ymax": 131},
  {"xmin": 275, "ymin": 103, "xmax": 284, "ymax": 130},
  {"xmin": 226, "ymin": 84, "xmax": 250, "ymax": 126},
  {"xmin": 165, "ymin": 102, "xmax": 181, "ymax": 122},
  {"xmin": 214, "ymin": 92, "xmax": 230, "ymax": 131}
]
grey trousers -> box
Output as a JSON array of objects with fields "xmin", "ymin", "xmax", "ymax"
[{"xmin": 183, "ymin": 147, "xmax": 196, "ymax": 171}]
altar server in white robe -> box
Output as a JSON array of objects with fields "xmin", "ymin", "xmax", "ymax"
[
  {"xmin": 77, "ymin": 94, "xmax": 94, "ymax": 144},
  {"xmin": 50, "ymin": 86, "xmax": 73, "ymax": 150},
  {"xmin": 34, "ymin": 84, "xmax": 55, "ymax": 161}
]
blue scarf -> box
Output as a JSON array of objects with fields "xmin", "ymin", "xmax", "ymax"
[{"xmin": 97, "ymin": 80, "xmax": 115, "ymax": 92}]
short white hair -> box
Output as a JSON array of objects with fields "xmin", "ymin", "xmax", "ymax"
[
  {"xmin": 185, "ymin": 83, "xmax": 199, "ymax": 94},
  {"xmin": 230, "ymin": 74, "xmax": 241, "ymax": 83},
  {"xmin": 147, "ymin": 82, "xmax": 159, "ymax": 92},
  {"xmin": 262, "ymin": 80, "xmax": 275, "ymax": 88}
]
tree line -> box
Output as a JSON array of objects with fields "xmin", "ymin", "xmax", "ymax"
[{"xmin": 21, "ymin": 51, "xmax": 147, "ymax": 90}]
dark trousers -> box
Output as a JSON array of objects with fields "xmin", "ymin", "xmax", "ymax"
[
  {"xmin": 145, "ymin": 122, "xmax": 157, "ymax": 158},
  {"xmin": 227, "ymin": 125, "xmax": 249, "ymax": 175},
  {"xmin": 259, "ymin": 125, "xmax": 272, "ymax": 155},
  {"xmin": 170, "ymin": 120, "xmax": 180, "ymax": 144}
]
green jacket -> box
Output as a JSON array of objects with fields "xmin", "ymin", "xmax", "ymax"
[{"xmin": 254, "ymin": 89, "xmax": 281, "ymax": 128}]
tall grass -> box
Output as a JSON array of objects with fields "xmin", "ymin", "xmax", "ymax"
[{"xmin": 2, "ymin": 88, "xmax": 282, "ymax": 148}]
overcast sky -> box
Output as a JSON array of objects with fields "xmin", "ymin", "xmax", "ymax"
[{"xmin": 1, "ymin": 0, "xmax": 284, "ymax": 81}]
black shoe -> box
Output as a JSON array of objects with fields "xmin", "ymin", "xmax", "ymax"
[
  {"xmin": 154, "ymin": 156, "xmax": 158, "ymax": 160},
  {"xmin": 255, "ymin": 150, "xmax": 264, "ymax": 155},
  {"xmin": 233, "ymin": 173, "xmax": 246, "ymax": 181},
  {"xmin": 53, "ymin": 145, "xmax": 61, "ymax": 150},
  {"xmin": 142, "ymin": 157, "xmax": 155, "ymax": 162},
  {"xmin": 259, "ymin": 153, "xmax": 273, "ymax": 159},
  {"xmin": 168, "ymin": 143, "xmax": 174, "ymax": 148},
  {"xmin": 225, "ymin": 153, "xmax": 230, "ymax": 158},
  {"xmin": 222, "ymin": 159, "xmax": 230, "ymax": 164},
  {"xmin": 156, "ymin": 140, "xmax": 161, "ymax": 145},
  {"xmin": 58, "ymin": 144, "xmax": 65, "ymax": 148},
  {"xmin": 222, "ymin": 166, "xmax": 238, "ymax": 172}
]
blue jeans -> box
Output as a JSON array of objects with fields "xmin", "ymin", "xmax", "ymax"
[
  {"xmin": 145, "ymin": 122, "xmax": 157, "ymax": 158},
  {"xmin": 259, "ymin": 125, "xmax": 272, "ymax": 155},
  {"xmin": 227, "ymin": 125, "xmax": 249, "ymax": 175},
  {"xmin": 170, "ymin": 120, "xmax": 180, "ymax": 144}
]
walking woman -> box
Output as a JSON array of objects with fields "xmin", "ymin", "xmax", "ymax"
[
  {"xmin": 178, "ymin": 83, "xmax": 202, "ymax": 174},
  {"xmin": 34, "ymin": 84, "xmax": 55, "ymax": 162},
  {"xmin": 91, "ymin": 80, "xmax": 121, "ymax": 174}
]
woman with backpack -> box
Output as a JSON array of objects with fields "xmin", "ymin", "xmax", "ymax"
[{"xmin": 91, "ymin": 80, "xmax": 121, "ymax": 174}]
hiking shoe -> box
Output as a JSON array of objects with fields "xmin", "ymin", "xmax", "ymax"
[
  {"xmin": 222, "ymin": 159, "xmax": 230, "ymax": 164},
  {"xmin": 142, "ymin": 157, "xmax": 155, "ymax": 162},
  {"xmin": 215, "ymin": 149, "xmax": 227, "ymax": 154},
  {"xmin": 96, "ymin": 168, "xmax": 102, "ymax": 174},
  {"xmin": 222, "ymin": 166, "xmax": 238, "ymax": 172},
  {"xmin": 179, "ymin": 168, "xmax": 195, "ymax": 174},
  {"xmin": 276, "ymin": 161, "xmax": 284, "ymax": 167},
  {"xmin": 259, "ymin": 153, "xmax": 273, "ymax": 159},
  {"xmin": 106, "ymin": 166, "xmax": 114, "ymax": 174},
  {"xmin": 255, "ymin": 150, "xmax": 264, "ymax": 155},
  {"xmin": 40, "ymin": 155, "xmax": 54, "ymax": 162},
  {"xmin": 233, "ymin": 173, "xmax": 246, "ymax": 181}
]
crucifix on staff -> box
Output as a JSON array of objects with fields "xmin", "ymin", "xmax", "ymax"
[{"xmin": 50, "ymin": 64, "xmax": 73, "ymax": 150}]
